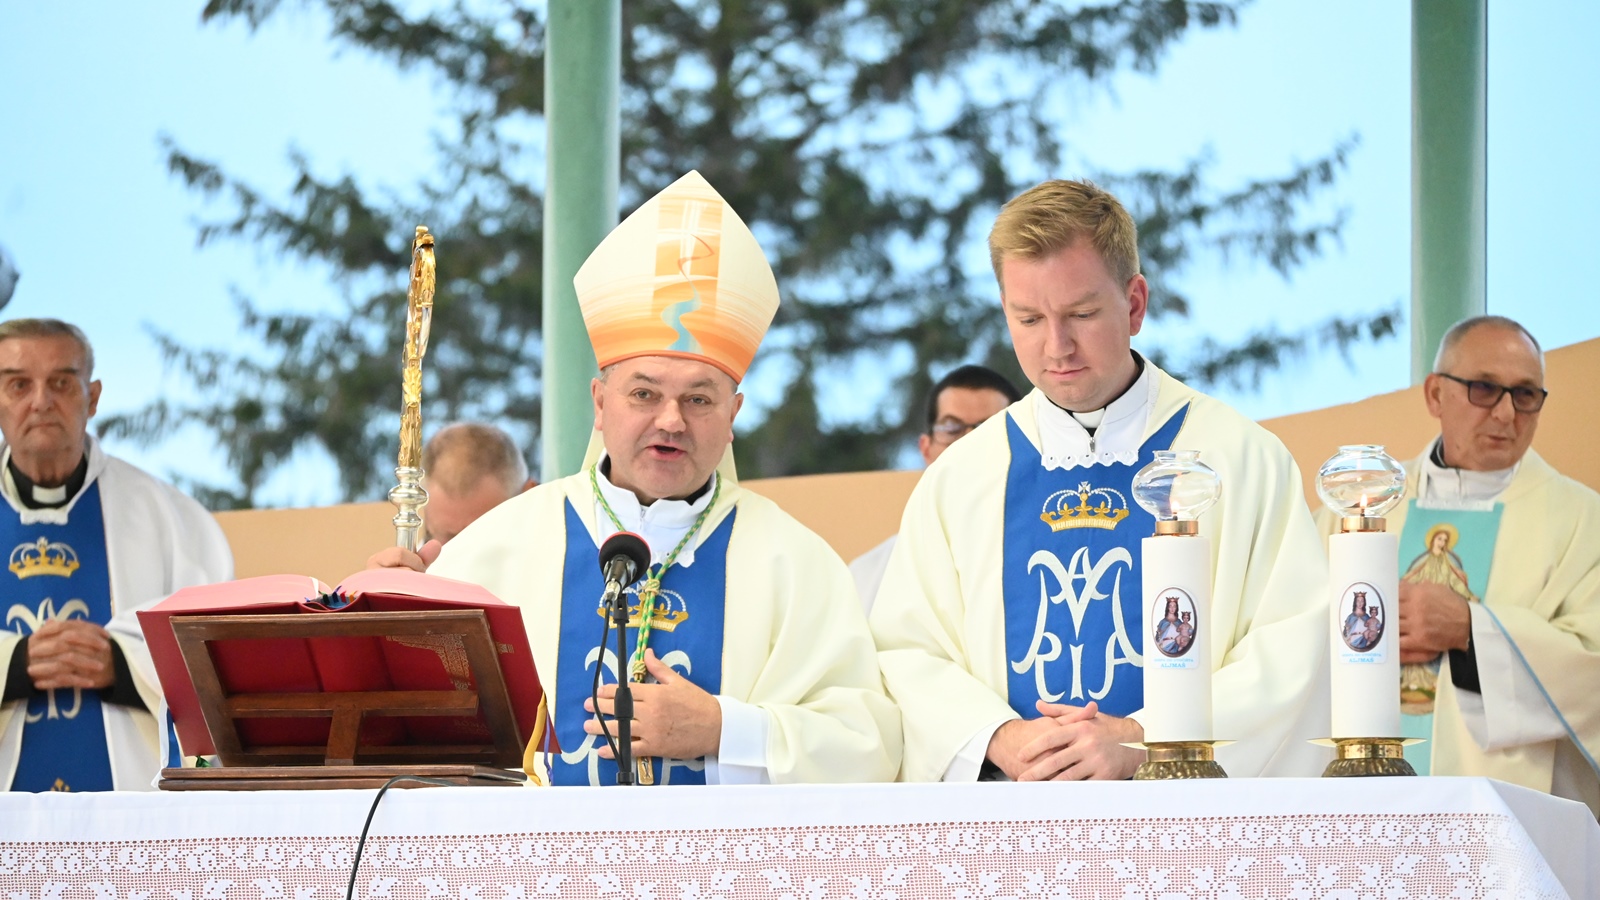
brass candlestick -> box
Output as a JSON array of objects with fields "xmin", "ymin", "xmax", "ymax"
[
  {"xmin": 1319, "ymin": 543, "xmax": 1420, "ymax": 778},
  {"xmin": 1133, "ymin": 741, "xmax": 1227, "ymax": 780},
  {"xmin": 1130, "ymin": 451, "xmax": 1228, "ymax": 782},
  {"xmin": 1320, "ymin": 738, "xmax": 1417, "ymax": 777},
  {"xmin": 1323, "ymin": 515, "xmax": 1411, "ymax": 779},
  {"xmin": 389, "ymin": 225, "xmax": 435, "ymax": 553},
  {"xmin": 1315, "ymin": 445, "xmax": 1416, "ymax": 778}
]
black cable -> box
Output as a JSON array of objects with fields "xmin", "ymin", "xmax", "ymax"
[
  {"xmin": 592, "ymin": 594, "xmax": 621, "ymax": 762},
  {"xmin": 345, "ymin": 775, "xmax": 458, "ymax": 900},
  {"xmin": 611, "ymin": 599, "xmax": 636, "ymax": 785}
]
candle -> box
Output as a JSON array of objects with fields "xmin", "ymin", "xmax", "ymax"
[
  {"xmin": 1132, "ymin": 450, "xmax": 1221, "ymax": 743},
  {"xmin": 1316, "ymin": 444, "xmax": 1406, "ymax": 740},
  {"xmin": 1327, "ymin": 528, "xmax": 1400, "ymax": 737},
  {"xmin": 1140, "ymin": 531, "xmax": 1214, "ymax": 741}
]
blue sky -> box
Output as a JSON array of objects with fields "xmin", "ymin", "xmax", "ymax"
[{"xmin": 2, "ymin": 1, "xmax": 1597, "ymax": 506}]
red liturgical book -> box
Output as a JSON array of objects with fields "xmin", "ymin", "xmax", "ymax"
[{"xmin": 139, "ymin": 569, "xmax": 544, "ymax": 760}]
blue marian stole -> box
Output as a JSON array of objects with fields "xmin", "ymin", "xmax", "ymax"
[
  {"xmin": 1002, "ymin": 406, "xmax": 1189, "ymax": 719},
  {"xmin": 551, "ymin": 500, "xmax": 733, "ymax": 786},
  {"xmin": 3, "ymin": 483, "xmax": 115, "ymax": 792},
  {"xmin": 1394, "ymin": 501, "xmax": 1503, "ymax": 774}
]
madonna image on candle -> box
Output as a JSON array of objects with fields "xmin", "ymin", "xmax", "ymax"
[
  {"xmin": 1151, "ymin": 591, "xmax": 1196, "ymax": 658},
  {"xmin": 1339, "ymin": 582, "xmax": 1385, "ymax": 653}
]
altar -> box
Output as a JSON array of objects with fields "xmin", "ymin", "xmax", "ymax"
[{"xmin": 2, "ymin": 778, "xmax": 1595, "ymax": 900}]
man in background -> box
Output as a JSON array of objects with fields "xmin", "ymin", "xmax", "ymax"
[
  {"xmin": 0, "ymin": 318, "xmax": 231, "ymax": 791},
  {"xmin": 850, "ymin": 365, "xmax": 1021, "ymax": 614},
  {"xmin": 421, "ymin": 422, "xmax": 535, "ymax": 545},
  {"xmin": 1384, "ymin": 315, "xmax": 1598, "ymax": 815}
]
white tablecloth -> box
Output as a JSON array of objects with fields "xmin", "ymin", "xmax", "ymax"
[{"xmin": 2, "ymin": 778, "xmax": 1595, "ymax": 900}]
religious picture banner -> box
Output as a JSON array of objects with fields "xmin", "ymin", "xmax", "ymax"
[{"xmin": 1395, "ymin": 501, "xmax": 1502, "ymax": 773}]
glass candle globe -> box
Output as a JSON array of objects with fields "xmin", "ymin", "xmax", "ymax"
[
  {"xmin": 1316, "ymin": 444, "xmax": 1406, "ymax": 518},
  {"xmin": 1133, "ymin": 450, "xmax": 1222, "ymax": 522}
]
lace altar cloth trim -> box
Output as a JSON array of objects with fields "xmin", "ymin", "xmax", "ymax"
[{"xmin": 0, "ymin": 813, "xmax": 1560, "ymax": 900}]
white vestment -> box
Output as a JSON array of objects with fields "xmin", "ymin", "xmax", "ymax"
[
  {"xmin": 1394, "ymin": 446, "xmax": 1600, "ymax": 815},
  {"xmin": 849, "ymin": 535, "xmax": 896, "ymax": 617},
  {"xmin": 429, "ymin": 458, "xmax": 901, "ymax": 785},
  {"xmin": 0, "ymin": 438, "xmax": 233, "ymax": 790},
  {"xmin": 872, "ymin": 364, "xmax": 1331, "ymax": 781}
]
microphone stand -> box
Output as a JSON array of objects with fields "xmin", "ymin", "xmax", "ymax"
[{"xmin": 604, "ymin": 577, "xmax": 637, "ymax": 785}]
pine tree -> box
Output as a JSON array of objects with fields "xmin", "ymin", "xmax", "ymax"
[{"xmin": 104, "ymin": 0, "xmax": 1396, "ymax": 507}]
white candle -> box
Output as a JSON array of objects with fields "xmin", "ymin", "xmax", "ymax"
[
  {"xmin": 1140, "ymin": 534, "xmax": 1214, "ymax": 742},
  {"xmin": 1328, "ymin": 529, "xmax": 1401, "ymax": 738}
]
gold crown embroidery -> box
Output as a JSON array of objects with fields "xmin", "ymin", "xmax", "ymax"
[
  {"xmin": 596, "ymin": 587, "xmax": 690, "ymax": 632},
  {"xmin": 9, "ymin": 537, "xmax": 80, "ymax": 579},
  {"xmin": 1040, "ymin": 482, "xmax": 1131, "ymax": 532}
]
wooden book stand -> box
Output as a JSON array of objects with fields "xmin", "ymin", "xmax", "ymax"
[{"xmin": 159, "ymin": 609, "xmax": 527, "ymax": 790}]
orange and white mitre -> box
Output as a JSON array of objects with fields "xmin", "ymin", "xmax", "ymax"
[{"xmin": 573, "ymin": 170, "xmax": 780, "ymax": 384}]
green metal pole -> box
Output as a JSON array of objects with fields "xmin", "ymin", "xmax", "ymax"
[
  {"xmin": 541, "ymin": 0, "xmax": 620, "ymax": 480},
  {"xmin": 1411, "ymin": 0, "xmax": 1487, "ymax": 383}
]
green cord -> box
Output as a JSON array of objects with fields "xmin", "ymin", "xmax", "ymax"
[{"xmin": 589, "ymin": 464, "xmax": 720, "ymax": 680}]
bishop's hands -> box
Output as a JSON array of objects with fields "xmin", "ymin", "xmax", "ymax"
[
  {"xmin": 1397, "ymin": 579, "xmax": 1472, "ymax": 664},
  {"xmin": 584, "ymin": 649, "xmax": 723, "ymax": 762},
  {"xmin": 365, "ymin": 539, "xmax": 442, "ymax": 573},
  {"xmin": 27, "ymin": 619, "xmax": 116, "ymax": 691},
  {"xmin": 985, "ymin": 700, "xmax": 1146, "ymax": 781}
]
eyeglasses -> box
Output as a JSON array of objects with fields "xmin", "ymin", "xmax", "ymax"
[
  {"xmin": 1435, "ymin": 372, "xmax": 1547, "ymax": 414},
  {"xmin": 929, "ymin": 418, "xmax": 982, "ymax": 443}
]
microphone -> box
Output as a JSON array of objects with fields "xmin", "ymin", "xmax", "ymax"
[
  {"xmin": 596, "ymin": 531, "xmax": 650, "ymax": 786},
  {"xmin": 599, "ymin": 531, "xmax": 651, "ymax": 595}
]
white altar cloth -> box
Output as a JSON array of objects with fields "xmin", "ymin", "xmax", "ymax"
[{"xmin": 2, "ymin": 778, "xmax": 1595, "ymax": 900}]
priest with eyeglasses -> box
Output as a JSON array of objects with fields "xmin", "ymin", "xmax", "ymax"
[{"xmin": 1371, "ymin": 315, "xmax": 1599, "ymax": 815}]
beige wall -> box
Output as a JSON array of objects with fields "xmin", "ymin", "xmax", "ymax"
[
  {"xmin": 215, "ymin": 502, "xmax": 397, "ymax": 587},
  {"xmin": 216, "ymin": 337, "xmax": 1599, "ymax": 582},
  {"xmin": 1261, "ymin": 334, "xmax": 1599, "ymax": 507}
]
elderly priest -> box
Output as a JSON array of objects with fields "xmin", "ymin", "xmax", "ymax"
[
  {"xmin": 372, "ymin": 172, "xmax": 899, "ymax": 786},
  {"xmin": 0, "ymin": 318, "xmax": 232, "ymax": 791},
  {"xmin": 871, "ymin": 179, "xmax": 1330, "ymax": 782},
  {"xmin": 1381, "ymin": 315, "xmax": 1599, "ymax": 815}
]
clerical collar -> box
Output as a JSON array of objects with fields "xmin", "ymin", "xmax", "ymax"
[
  {"xmin": 597, "ymin": 456, "xmax": 714, "ymax": 505},
  {"xmin": 1050, "ymin": 353, "xmax": 1145, "ymax": 436},
  {"xmin": 1415, "ymin": 436, "xmax": 1517, "ymax": 510},
  {"xmin": 1069, "ymin": 407, "xmax": 1107, "ymax": 433},
  {"xmin": 1036, "ymin": 352, "xmax": 1157, "ymax": 471},
  {"xmin": 593, "ymin": 455, "xmax": 717, "ymax": 568},
  {"xmin": 7, "ymin": 455, "xmax": 89, "ymax": 510}
]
